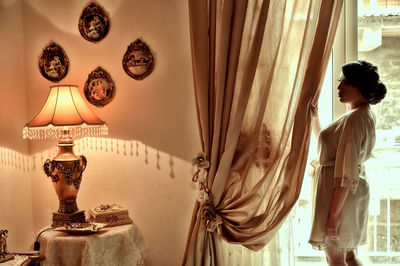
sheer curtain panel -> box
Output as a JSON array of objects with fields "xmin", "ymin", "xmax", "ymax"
[{"xmin": 183, "ymin": 0, "xmax": 343, "ymax": 265}]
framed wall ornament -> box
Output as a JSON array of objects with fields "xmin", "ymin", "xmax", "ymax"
[
  {"xmin": 122, "ymin": 39, "xmax": 154, "ymax": 80},
  {"xmin": 78, "ymin": 2, "xmax": 110, "ymax": 43},
  {"xmin": 39, "ymin": 42, "xmax": 69, "ymax": 82},
  {"xmin": 84, "ymin": 67, "xmax": 115, "ymax": 107}
]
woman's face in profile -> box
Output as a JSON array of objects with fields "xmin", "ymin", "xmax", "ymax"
[{"xmin": 336, "ymin": 74, "xmax": 365, "ymax": 105}]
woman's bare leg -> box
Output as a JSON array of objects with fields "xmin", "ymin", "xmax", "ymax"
[
  {"xmin": 325, "ymin": 246, "xmax": 347, "ymax": 266},
  {"xmin": 346, "ymin": 250, "xmax": 363, "ymax": 266}
]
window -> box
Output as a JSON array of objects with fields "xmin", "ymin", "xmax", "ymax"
[
  {"xmin": 358, "ymin": 0, "xmax": 400, "ymax": 263},
  {"xmin": 282, "ymin": 0, "xmax": 400, "ymax": 265}
]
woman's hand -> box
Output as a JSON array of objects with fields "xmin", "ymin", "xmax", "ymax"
[
  {"xmin": 310, "ymin": 103, "xmax": 322, "ymax": 138},
  {"xmin": 310, "ymin": 103, "xmax": 319, "ymax": 118},
  {"xmin": 325, "ymin": 214, "xmax": 340, "ymax": 241}
]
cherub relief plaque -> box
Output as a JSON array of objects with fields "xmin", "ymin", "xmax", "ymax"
[
  {"xmin": 84, "ymin": 67, "xmax": 115, "ymax": 107},
  {"xmin": 78, "ymin": 2, "xmax": 110, "ymax": 43},
  {"xmin": 39, "ymin": 42, "xmax": 69, "ymax": 82}
]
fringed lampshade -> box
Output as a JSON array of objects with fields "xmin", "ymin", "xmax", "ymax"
[{"xmin": 23, "ymin": 85, "xmax": 108, "ymax": 140}]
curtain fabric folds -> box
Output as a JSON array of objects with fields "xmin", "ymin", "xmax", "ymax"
[{"xmin": 183, "ymin": 0, "xmax": 343, "ymax": 265}]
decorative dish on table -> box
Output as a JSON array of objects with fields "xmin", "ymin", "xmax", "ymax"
[{"xmin": 57, "ymin": 222, "xmax": 106, "ymax": 235}]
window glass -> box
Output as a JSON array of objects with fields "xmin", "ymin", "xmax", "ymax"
[{"xmin": 358, "ymin": 0, "xmax": 400, "ymax": 264}]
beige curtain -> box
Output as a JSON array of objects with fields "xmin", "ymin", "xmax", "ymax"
[{"xmin": 183, "ymin": 0, "xmax": 343, "ymax": 265}]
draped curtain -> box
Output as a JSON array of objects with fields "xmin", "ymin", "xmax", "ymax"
[{"xmin": 183, "ymin": 0, "xmax": 343, "ymax": 265}]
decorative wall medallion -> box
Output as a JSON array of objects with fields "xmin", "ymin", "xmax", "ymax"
[
  {"xmin": 84, "ymin": 67, "xmax": 115, "ymax": 107},
  {"xmin": 78, "ymin": 2, "xmax": 110, "ymax": 43},
  {"xmin": 122, "ymin": 39, "xmax": 154, "ymax": 80},
  {"xmin": 39, "ymin": 42, "xmax": 69, "ymax": 82}
]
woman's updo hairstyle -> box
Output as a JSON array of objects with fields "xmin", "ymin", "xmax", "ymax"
[{"xmin": 342, "ymin": 60, "xmax": 387, "ymax": 105}]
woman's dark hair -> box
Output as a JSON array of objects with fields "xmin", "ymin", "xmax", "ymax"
[{"xmin": 342, "ymin": 60, "xmax": 387, "ymax": 105}]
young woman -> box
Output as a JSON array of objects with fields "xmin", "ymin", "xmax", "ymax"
[{"xmin": 308, "ymin": 60, "xmax": 387, "ymax": 266}]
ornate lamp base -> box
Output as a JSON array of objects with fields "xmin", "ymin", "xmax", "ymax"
[
  {"xmin": 43, "ymin": 139, "xmax": 88, "ymax": 227},
  {"xmin": 52, "ymin": 210, "xmax": 86, "ymax": 227},
  {"xmin": 59, "ymin": 198, "xmax": 79, "ymax": 213}
]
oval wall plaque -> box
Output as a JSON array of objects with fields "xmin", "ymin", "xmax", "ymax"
[
  {"xmin": 39, "ymin": 42, "xmax": 69, "ymax": 82},
  {"xmin": 122, "ymin": 39, "xmax": 154, "ymax": 80},
  {"xmin": 84, "ymin": 67, "xmax": 115, "ymax": 107},
  {"xmin": 78, "ymin": 2, "xmax": 110, "ymax": 43}
]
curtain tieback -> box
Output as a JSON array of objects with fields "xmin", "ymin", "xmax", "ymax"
[
  {"xmin": 191, "ymin": 152, "xmax": 210, "ymax": 183},
  {"xmin": 202, "ymin": 202, "xmax": 222, "ymax": 232},
  {"xmin": 191, "ymin": 152, "xmax": 221, "ymax": 232},
  {"xmin": 197, "ymin": 187, "xmax": 220, "ymax": 232},
  {"xmin": 191, "ymin": 152, "xmax": 211, "ymax": 204}
]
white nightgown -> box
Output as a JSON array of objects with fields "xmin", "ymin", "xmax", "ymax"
[{"xmin": 309, "ymin": 104, "xmax": 376, "ymax": 251}]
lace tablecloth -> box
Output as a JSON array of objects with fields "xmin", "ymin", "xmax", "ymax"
[
  {"xmin": 38, "ymin": 224, "xmax": 148, "ymax": 266},
  {"xmin": 0, "ymin": 255, "xmax": 29, "ymax": 266}
]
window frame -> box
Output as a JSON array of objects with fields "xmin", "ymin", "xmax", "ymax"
[{"xmin": 332, "ymin": 0, "xmax": 358, "ymax": 119}]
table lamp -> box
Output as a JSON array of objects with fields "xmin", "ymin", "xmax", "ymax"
[{"xmin": 23, "ymin": 85, "xmax": 108, "ymax": 227}]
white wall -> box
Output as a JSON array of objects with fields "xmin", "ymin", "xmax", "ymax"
[
  {"xmin": 1, "ymin": 0, "xmax": 200, "ymax": 265},
  {"xmin": 0, "ymin": 0, "xmax": 34, "ymax": 252}
]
